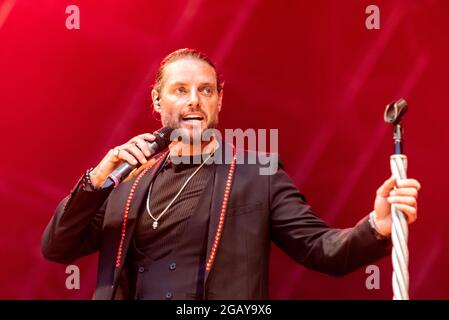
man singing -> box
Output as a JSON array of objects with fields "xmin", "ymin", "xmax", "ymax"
[{"xmin": 42, "ymin": 48, "xmax": 421, "ymax": 300}]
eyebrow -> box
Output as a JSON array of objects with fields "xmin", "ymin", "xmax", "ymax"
[
  {"xmin": 169, "ymin": 81, "xmax": 187, "ymax": 87},
  {"xmin": 169, "ymin": 81, "xmax": 216, "ymax": 87}
]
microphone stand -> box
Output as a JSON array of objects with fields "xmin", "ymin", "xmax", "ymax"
[{"xmin": 384, "ymin": 98, "xmax": 410, "ymax": 300}]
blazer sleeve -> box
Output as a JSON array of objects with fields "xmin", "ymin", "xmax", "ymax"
[
  {"xmin": 41, "ymin": 173, "xmax": 114, "ymax": 264},
  {"xmin": 269, "ymin": 162, "xmax": 391, "ymax": 277}
]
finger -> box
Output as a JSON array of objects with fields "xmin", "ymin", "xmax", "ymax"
[
  {"xmin": 376, "ymin": 176, "xmax": 396, "ymax": 197},
  {"xmin": 122, "ymin": 144, "xmax": 147, "ymax": 165},
  {"xmin": 117, "ymin": 148, "xmax": 138, "ymax": 166},
  {"xmin": 397, "ymin": 178, "xmax": 421, "ymax": 190},
  {"xmin": 392, "ymin": 203, "xmax": 417, "ymax": 224},
  {"xmin": 109, "ymin": 148, "xmax": 122, "ymax": 163},
  {"xmin": 390, "ymin": 187, "xmax": 418, "ymax": 198},
  {"xmin": 140, "ymin": 133, "xmax": 156, "ymax": 142},
  {"xmin": 132, "ymin": 137, "xmax": 151, "ymax": 157},
  {"xmin": 387, "ymin": 196, "xmax": 417, "ymax": 207}
]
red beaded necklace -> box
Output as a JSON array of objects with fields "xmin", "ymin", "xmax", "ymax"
[{"xmin": 115, "ymin": 144, "xmax": 236, "ymax": 272}]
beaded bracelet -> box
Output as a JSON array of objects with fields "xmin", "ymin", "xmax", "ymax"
[{"xmin": 83, "ymin": 167, "xmax": 99, "ymax": 191}]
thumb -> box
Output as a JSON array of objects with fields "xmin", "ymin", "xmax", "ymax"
[{"xmin": 376, "ymin": 176, "xmax": 396, "ymax": 198}]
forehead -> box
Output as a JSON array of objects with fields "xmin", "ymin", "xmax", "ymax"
[{"xmin": 162, "ymin": 57, "xmax": 217, "ymax": 86}]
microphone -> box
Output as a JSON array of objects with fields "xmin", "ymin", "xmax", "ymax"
[{"xmin": 102, "ymin": 127, "xmax": 174, "ymax": 188}]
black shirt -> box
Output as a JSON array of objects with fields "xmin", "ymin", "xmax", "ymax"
[{"xmin": 132, "ymin": 154, "xmax": 214, "ymax": 260}]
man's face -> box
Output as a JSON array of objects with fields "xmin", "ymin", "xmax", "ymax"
[{"xmin": 153, "ymin": 57, "xmax": 222, "ymax": 140}]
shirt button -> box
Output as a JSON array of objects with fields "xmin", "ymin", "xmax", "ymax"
[
  {"xmin": 138, "ymin": 267, "xmax": 145, "ymax": 273},
  {"xmin": 165, "ymin": 292, "xmax": 173, "ymax": 300},
  {"xmin": 169, "ymin": 263, "xmax": 176, "ymax": 271}
]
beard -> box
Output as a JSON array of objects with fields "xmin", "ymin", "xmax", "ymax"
[{"xmin": 161, "ymin": 108, "xmax": 219, "ymax": 145}]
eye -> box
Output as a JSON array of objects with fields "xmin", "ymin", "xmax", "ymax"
[
  {"xmin": 175, "ymin": 87, "xmax": 187, "ymax": 94},
  {"xmin": 200, "ymin": 86, "xmax": 213, "ymax": 95}
]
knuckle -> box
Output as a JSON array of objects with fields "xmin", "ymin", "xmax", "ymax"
[{"xmin": 130, "ymin": 144, "xmax": 139, "ymax": 153}]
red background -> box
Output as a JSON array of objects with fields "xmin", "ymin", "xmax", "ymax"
[{"xmin": 0, "ymin": 0, "xmax": 448, "ymax": 299}]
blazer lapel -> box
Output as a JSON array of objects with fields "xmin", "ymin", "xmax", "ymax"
[
  {"xmin": 107, "ymin": 142, "xmax": 234, "ymax": 295},
  {"xmin": 111, "ymin": 151, "xmax": 169, "ymax": 285},
  {"xmin": 123, "ymin": 152, "xmax": 169, "ymax": 223}
]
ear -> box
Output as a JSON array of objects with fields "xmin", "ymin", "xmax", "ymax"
[
  {"xmin": 151, "ymin": 89, "xmax": 161, "ymax": 113},
  {"xmin": 218, "ymin": 90, "xmax": 223, "ymax": 112}
]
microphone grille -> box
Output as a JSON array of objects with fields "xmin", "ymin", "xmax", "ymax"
[{"xmin": 153, "ymin": 127, "xmax": 174, "ymax": 149}]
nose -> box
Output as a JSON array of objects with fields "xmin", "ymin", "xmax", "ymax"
[{"xmin": 188, "ymin": 89, "xmax": 200, "ymax": 108}]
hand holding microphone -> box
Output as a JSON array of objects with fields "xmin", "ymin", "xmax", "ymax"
[{"xmin": 89, "ymin": 127, "xmax": 173, "ymax": 189}]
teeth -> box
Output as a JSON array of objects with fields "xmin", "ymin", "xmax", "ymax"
[{"xmin": 183, "ymin": 116, "xmax": 203, "ymax": 120}]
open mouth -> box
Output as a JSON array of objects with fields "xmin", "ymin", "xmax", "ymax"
[{"xmin": 182, "ymin": 113, "xmax": 205, "ymax": 123}]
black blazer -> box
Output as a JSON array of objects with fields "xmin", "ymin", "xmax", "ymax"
[{"xmin": 42, "ymin": 144, "xmax": 390, "ymax": 299}]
